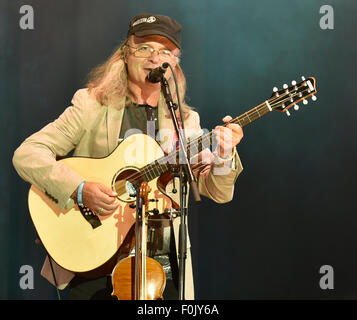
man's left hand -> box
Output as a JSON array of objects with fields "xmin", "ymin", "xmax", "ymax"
[{"xmin": 214, "ymin": 115, "xmax": 243, "ymax": 158}]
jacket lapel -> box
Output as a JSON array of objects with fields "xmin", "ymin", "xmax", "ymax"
[{"xmin": 106, "ymin": 98, "xmax": 126, "ymax": 154}]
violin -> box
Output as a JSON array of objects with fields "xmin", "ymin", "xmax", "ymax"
[{"xmin": 111, "ymin": 181, "xmax": 166, "ymax": 300}]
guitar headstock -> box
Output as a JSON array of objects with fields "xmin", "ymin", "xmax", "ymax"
[{"xmin": 269, "ymin": 76, "xmax": 317, "ymax": 116}]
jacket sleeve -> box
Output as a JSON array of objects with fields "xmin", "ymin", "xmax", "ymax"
[
  {"xmin": 12, "ymin": 89, "xmax": 89, "ymax": 210},
  {"xmin": 190, "ymin": 111, "xmax": 244, "ymax": 203}
]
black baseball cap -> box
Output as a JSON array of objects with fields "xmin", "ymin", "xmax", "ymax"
[{"xmin": 127, "ymin": 14, "xmax": 182, "ymax": 49}]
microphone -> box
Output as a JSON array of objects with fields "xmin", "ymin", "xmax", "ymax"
[{"xmin": 147, "ymin": 63, "xmax": 169, "ymax": 83}]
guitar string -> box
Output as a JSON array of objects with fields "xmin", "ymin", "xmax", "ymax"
[
  {"xmin": 123, "ymin": 86, "xmax": 309, "ymax": 187},
  {"xmin": 116, "ymin": 85, "xmax": 311, "ymax": 191},
  {"xmin": 115, "ymin": 100, "xmax": 269, "ymax": 191},
  {"xmin": 163, "ymin": 83, "xmax": 313, "ymax": 160},
  {"xmin": 151, "ymin": 91, "xmax": 297, "ymax": 169},
  {"xmin": 147, "ymin": 87, "xmax": 309, "ymax": 174},
  {"xmin": 114, "ymin": 109, "xmax": 281, "ymax": 195},
  {"xmin": 117, "ymin": 85, "xmax": 310, "ymax": 191}
]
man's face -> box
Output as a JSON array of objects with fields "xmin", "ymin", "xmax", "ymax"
[{"xmin": 125, "ymin": 35, "xmax": 180, "ymax": 86}]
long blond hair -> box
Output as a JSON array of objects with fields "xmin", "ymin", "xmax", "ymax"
[{"xmin": 86, "ymin": 38, "xmax": 192, "ymax": 115}]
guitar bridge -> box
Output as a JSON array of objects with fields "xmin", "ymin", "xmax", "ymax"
[{"xmin": 78, "ymin": 205, "xmax": 102, "ymax": 229}]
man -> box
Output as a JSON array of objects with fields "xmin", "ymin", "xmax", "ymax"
[{"xmin": 13, "ymin": 13, "xmax": 244, "ymax": 300}]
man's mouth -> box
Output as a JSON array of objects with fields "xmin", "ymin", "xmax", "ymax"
[{"xmin": 143, "ymin": 65, "xmax": 159, "ymax": 71}]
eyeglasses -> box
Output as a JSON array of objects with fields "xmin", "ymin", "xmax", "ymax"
[{"xmin": 126, "ymin": 44, "xmax": 177, "ymax": 60}]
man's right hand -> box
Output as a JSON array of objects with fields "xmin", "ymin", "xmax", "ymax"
[{"xmin": 74, "ymin": 182, "xmax": 120, "ymax": 216}]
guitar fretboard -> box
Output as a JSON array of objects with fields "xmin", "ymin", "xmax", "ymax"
[{"xmin": 134, "ymin": 101, "xmax": 272, "ymax": 183}]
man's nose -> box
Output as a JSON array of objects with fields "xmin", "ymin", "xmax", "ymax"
[{"xmin": 148, "ymin": 50, "xmax": 160, "ymax": 64}]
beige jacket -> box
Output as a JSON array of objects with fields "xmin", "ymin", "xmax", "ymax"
[{"xmin": 13, "ymin": 89, "xmax": 243, "ymax": 299}]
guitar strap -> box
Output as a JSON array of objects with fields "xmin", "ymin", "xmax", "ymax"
[
  {"xmin": 36, "ymin": 236, "xmax": 62, "ymax": 300},
  {"xmin": 35, "ymin": 232, "xmax": 61, "ymax": 300},
  {"xmin": 47, "ymin": 254, "xmax": 62, "ymax": 300}
]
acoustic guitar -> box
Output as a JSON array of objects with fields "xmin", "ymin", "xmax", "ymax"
[{"xmin": 28, "ymin": 77, "xmax": 317, "ymax": 273}]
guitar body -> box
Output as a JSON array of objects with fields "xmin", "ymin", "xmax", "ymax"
[{"xmin": 28, "ymin": 134, "xmax": 176, "ymax": 273}]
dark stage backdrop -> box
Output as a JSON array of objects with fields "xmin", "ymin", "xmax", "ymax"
[{"xmin": 2, "ymin": 0, "xmax": 357, "ymax": 299}]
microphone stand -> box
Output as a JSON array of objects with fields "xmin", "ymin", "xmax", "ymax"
[
  {"xmin": 134, "ymin": 191, "xmax": 143, "ymax": 300},
  {"xmin": 160, "ymin": 75, "xmax": 201, "ymax": 300}
]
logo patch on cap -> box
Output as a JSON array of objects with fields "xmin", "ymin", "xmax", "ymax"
[
  {"xmin": 132, "ymin": 16, "xmax": 157, "ymax": 27},
  {"xmin": 147, "ymin": 16, "xmax": 156, "ymax": 23}
]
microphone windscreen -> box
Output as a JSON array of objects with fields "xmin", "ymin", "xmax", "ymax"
[{"xmin": 147, "ymin": 64, "xmax": 168, "ymax": 83}]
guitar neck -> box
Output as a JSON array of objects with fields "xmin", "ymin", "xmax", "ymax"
[
  {"xmin": 184, "ymin": 101, "xmax": 272, "ymax": 161},
  {"xmin": 138, "ymin": 100, "xmax": 272, "ymax": 183},
  {"xmin": 229, "ymin": 101, "xmax": 272, "ymax": 128}
]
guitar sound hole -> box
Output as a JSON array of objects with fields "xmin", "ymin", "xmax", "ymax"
[{"xmin": 112, "ymin": 167, "xmax": 142, "ymax": 202}]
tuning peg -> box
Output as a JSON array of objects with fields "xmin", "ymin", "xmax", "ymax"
[
  {"xmin": 283, "ymin": 84, "xmax": 288, "ymax": 89},
  {"xmin": 273, "ymin": 87, "xmax": 279, "ymax": 92},
  {"xmin": 285, "ymin": 110, "xmax": 291, "ymax": 117},
  {"xmin": 291, "ymin": 80, "xmax": 297, "ymax": 86},
  {"xmin": 294, "ymin": 104, "xmax": 299, "ymax": 111},
  {"xmin": 311, "ymin": 95, "xmax": 317, "ymax": 101},
  {"xmin": 303, "ymin": 99, "xmax": 308, "ymax": 105},
  {"xmin": 301, "ymin": 76, "xmax": 306, "ymax": 81}
]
